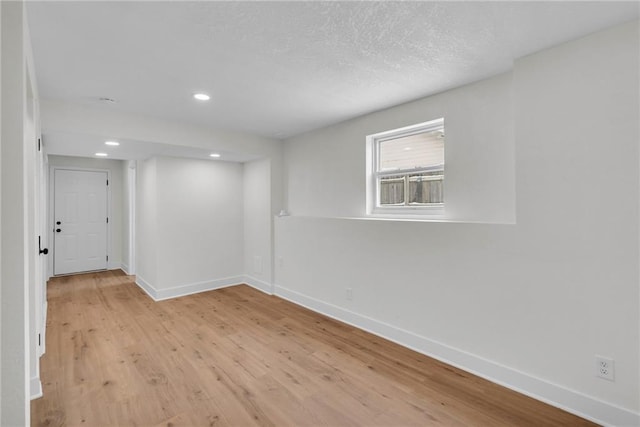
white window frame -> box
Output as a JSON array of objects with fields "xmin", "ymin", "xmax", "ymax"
[{"xmin": 366, "ymin": 118, "xmax": 445, "ymax": 217}]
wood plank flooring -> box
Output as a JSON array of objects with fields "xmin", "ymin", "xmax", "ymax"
[{"xmin": 32, "ymin": 270, "xmax": 595, "ymax": 426}]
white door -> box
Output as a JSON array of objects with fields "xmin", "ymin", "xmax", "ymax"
[{"xmin": 54, "ymin": 169, "xmax": 108, "ymax": 275}]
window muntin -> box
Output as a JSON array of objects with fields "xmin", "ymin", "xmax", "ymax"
[{"xmin": 372, "ymin": 119, "xmax": 444, "ymax": 211}]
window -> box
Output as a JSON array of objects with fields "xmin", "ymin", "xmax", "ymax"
[{"xmin": 367, "ymin": 118, "xmax": 444, "ymax": 215}]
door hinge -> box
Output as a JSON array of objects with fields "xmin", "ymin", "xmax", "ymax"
[
  {"xmin": 38, "ymin": 333, "xmax": 41, "ymax": 346},
  {"xmin": 106, "ymin": 179, "xmax": 109, "ymax": 186},
  {"xmin": 106, "ymin": 255, "xmax": 109, "ymax": 262},
  {"xmin": 37, "ymin": 138, "xmax": 41, "ymax": 152},
  {"xmin": 106, "ymin": 217, "xmax": 109, "ymax": 224}
]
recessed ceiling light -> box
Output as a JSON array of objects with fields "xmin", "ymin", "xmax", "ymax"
[
  {"xmin": 95, "ymin": 152, "xmax": 108, "ymax": 157},
  {"xmin": 194, "ymin": 93, "xmax": 211, "ymax": 101},
  {"xmin": 209, "ymin": 153, "xmax": 221, "ymax": 158},
  {"xmin": 105, "ymin": 141, "xmax": 120, "ymax": 146}
]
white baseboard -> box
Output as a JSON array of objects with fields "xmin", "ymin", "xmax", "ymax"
[
  {"xmin": 30, "ymin": 376, "xmax": 42, "ymax": 400},
  {"xmin": 135, "ymin": 275, "xmax": 245, "ymax": 301},
  {"xmin": 39, "ymin": 300, "xmax": 48, "ymax": 357},
  {"xmin": 120, "ymin": 262, "xmax": 130, "ymax": 275},
  {"xmin": 274, "ymin": 284, "xmax": 639, "ymax": 427},
  {"xmin": 134, "ymin": 275, "xmax": 156, "ymax": 300},
  {"xmin": 243, "ymin": 275, "xmax": 273, "ymax": 295}
]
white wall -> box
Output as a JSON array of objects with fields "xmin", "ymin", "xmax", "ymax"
[
  {"xmin": 134, "ymin": 154, "xmax": 282, "ymax": 299},
  {"xmin": 1, "ymin": 2, "xmax": 4, "ymax": 418},
  {"xmin": 48, "ymin": 155, "xmax": 124, "ymax": 271},
  {"xmin": 121, "ymin": 160, "xmax": 136, "ymax": 275},
  {"xmin": 1, "ymin": 1, "xmax": 30, "ymax": 424},
  {"xmin": 24, "ymin": 51, "xmax": 43, "ymax": 401},
  {"xmin": 156, "ymin": 157, "xmax": 244, "ymax": 288},
  {"xmin": 512, "ymin": 18, "xmax": 639, "ymax": 414},
  {"xmin": 122, "ymin": 161, "xmax": 130, "ymax": 273},
  {"xmin": 275, "ymin": 21, "xmax": 639, "ymax": 426},
  {"xmin": 284, "ymin": 72, "xmax": 515, "ymax": 224},
  {"xmin": 136, "ymin": 157, "xmax": 245, "ymax": 299},
  {"xmin": 136, "ymin": 157, "xmax": 158, "ymax": 287},
  {"xmin": 243, "ymin": 158, "xmax": 272, "ymax": 291}
]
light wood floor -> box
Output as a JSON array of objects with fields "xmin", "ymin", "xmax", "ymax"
[{"xmin": 32, "ymin": 270, "xmax": 595, "ymax": 426}]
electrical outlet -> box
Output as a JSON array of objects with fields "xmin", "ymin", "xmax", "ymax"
[
  {"xmin": 595, "ymin": 356, "xmax": 615, "ymax": 381},
  {"xmin": 346, "ymin": 288, "xmax": 353, "ymax": 301}
]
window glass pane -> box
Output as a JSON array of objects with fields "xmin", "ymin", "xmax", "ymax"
[
  {"xmin": 379, "ymin": 175, "xmax": 404, "ymax": 205},
  {"xmin": 379, "ymin": 129, "xmax": 444, "ymax": 172},
  {"xmin": 408, "ymin": 172, "xmax": 443, "ymax": 204}
]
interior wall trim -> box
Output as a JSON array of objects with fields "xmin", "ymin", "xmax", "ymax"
[
  {"xmin": 120, "ymin": 263, "xmax": 131, "ymax": 276},
  {"xmin": 135, "ymin": 275, "xmax": 245, "ymax": 301},
  {"xmin": 243, "ymin": 275, "xmax": 273, "ymax": 295},
  {"xmin": 30, "ymin": 376, "xmax": 42, "ymax": 400},
  {"xmin": 134, "ymin": 274, "xmax": 272, "ymax": 302}
]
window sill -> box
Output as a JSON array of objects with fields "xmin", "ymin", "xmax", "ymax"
[
  {"xmin": 367, "ymin": 205, "xmax": 445, "ymax": 220},
  {"xmin": 366, "ymin": 214, "xmax": 445, "ymax": 222},
  {"xmin": 275, "ymin": 214, "xmax": 516, "ymax": 225}
]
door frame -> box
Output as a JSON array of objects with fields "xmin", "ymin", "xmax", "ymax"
[
  {"xmin": 127, "ymin": 162, "xmax": 136, "ymax": 275},
  {"xmin": 38, "ymin": 144, "xmax": 48, "ymax": 357},
  {"xmin": 48, "ymin": 166, "xmax": 112, "ymax": 277}
]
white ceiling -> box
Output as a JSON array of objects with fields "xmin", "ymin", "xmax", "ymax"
[
  {"xmin": 26, "ymin": 1, "xmax": 638, "ymax": 159},
  {"xmin": 44, "ymin": 131, "xmax": 259, "ymax": 163}
]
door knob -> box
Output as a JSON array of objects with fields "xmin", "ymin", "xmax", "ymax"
[{"xmin": 56, "ymin": 228, "xmax": 61, "ymax": 233}]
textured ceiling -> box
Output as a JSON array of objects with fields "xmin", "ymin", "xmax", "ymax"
[{"xmin": 27, "ymin": 1, "xmax": 639, "ymax": 141}]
